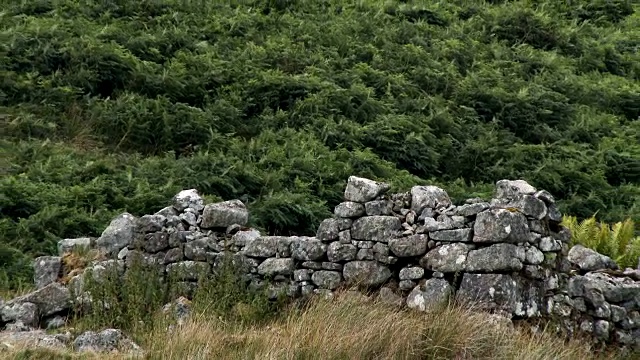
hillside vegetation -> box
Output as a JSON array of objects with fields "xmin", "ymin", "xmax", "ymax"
[{"xmin": 1, "ymin": 0, "xmax": 640, "ymax": 288}]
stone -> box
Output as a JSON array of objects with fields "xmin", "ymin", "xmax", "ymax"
[
  {"xmin": 406, "ymin": 279, "xmax": 454, "ymax": 312},
  {"xmin": 399, "ymin": 280, "xmax": 416, "ymax": 291},
  {"xmin": 465, "ymin": 243, "xmax": 526, "ymax": 272},
  {"xmin": 57, "ymin": 237, "xmax": 92, "ymax": 256},
  {"xmin": 155, "ymin": 205, "xmax": 178, "ymax": 218},
  {"xmin": 594, "ymin": 320, "xmax": 611, "ymax": 340},
  {"xmin": 74, "ymin": 329, "xmax": 142, "ymax": 354},
  {"xmin": 344, "ymin": 176, "xmax": 390, "ymax": 203},
  {"xmin": 173, "ymin": 189, "xmax": 205, "ymax": 212},
  {"xmin": 167, "ymin": 261, "xmax": 210, "ymax": 281},
  {"xmin": 567, "ymin": 245, "xmax": 618, "ymax": 272},
  {"xmin": 538, "ymin": 237, "xmax": 561, "ymax": 252},
  {"xmin": 180, "ymin": 211, "xmax": 198, "ymax": 227},
  {"xmin": 243, "ymin": 236, "xmax": 279, "ymax": 258},
  {"xmin": 164, "ymin": 247, "xmax": 184, "ymax": 264},
  {"xmin": 410, "ymin": 185, "xmax": 452, "ymax": 214},
  {"xmin": 334, "ymin": 202, "xmax": 366, "ymax": 218},
  {"xmin": 201, "ymin": 200, "xmax": 248, "ymax": 228},
  {"xmin": 365, "ymin": 200, "xmax": 394, "ymax": 216},
  {"xmin": 291, "ymin": 237, "xmax": 326, "ymax": 261},
  {"xmin": 34, "ymin": 256, "xmax": 62, "ymax": 289},
  {"xmin": 429, "ymin": 228, "xmax": 472, "ymax": 242},
  {"xmin": 317, "ymin": 218, "xmax": 341, "ymax": 242},
  {"xmin": 398, "ymin": 266, "xmax": 424, "ymax": 280},
  {"xmin": 351, "ymin": 216, "xmax": 401, "ymax": 242},
  {"xmin": 327, "ymin": 242, "xmax": 357, "ymax": 262},
  {"xmin": 294, "ymin": 269, "xmax": 313, "ymax": 282},
  {"xmin": 377, "ymin": 287, "xmax": 403, "ymax": 307},
  {"xmin": 302, "ymin": 261, "xmax": 322, "ymax": 270},
  {"xmin": 495, "ymin": 179, "xmax": 537, "ymax": 200},
  {"xmin": 257, "ymin": 258, "xmax": 294, "ymax": 277},
  {"xmin": 96, "ymin": 213, "xmax": 137, "ymax": 257},
  {"xmin": 45, "ymin": 315, "xmax": 66, "ymax": 330},
  {"xmin": 496, "ymin": 195, "xmax": 547, "ymax": 220},
  {"xmin": 7, "ymin": 283, "xmax": 71, "ymax": 317},
  {"xmin": 420, "ymin": 243, "xmax": 470, "ymax": 273},
  {"xmin": 456, "ymin": 202, "xmax": 490, "ymax": 217},
  {"xmin": 546, "ymin": 203, "xmax": 562, "ymax": 223},
  {"xmin": 138, "ymin": 214, "xmax": 166, "ymax": 233},
  {"xmin": 388, "ymin": 234, "xmax": 428, "ymax": 257},
  {"xmin": 356, "ymin": 248, "xmax": 374, "ymax": 260},
  {"xmin": 473, "ymin": 209, "xmax": 529, "ymax": 244},
  {"xmin": 343, "ymin": 261, "xmax": 391, "ymax": 287},
  {"xmin": 1, "ymin": 302, "xmax": 38, "ymax": 327},
  {"xmin": 232, "ymin": 229, "xmax": 261, "ymax": 247},
  {"xmin": 140, "ymin": 232, "xmax": 170, "ymax": 253},
  {"xmin": 0, "ymin": 330, "xmax": 68, "ymax": 350},
  {"xmin": 312, "ymin": 271, "xmax": 343, "ymax": 290},
  {"xmin": 162, "ymin": 296, "xmax": 191, "ymax": 326},
  {"xmin": 525, "ymin": 247, "xmax": 544, "ymax": 265},
  {"xmin": 338, "ymin": 230, "xmax": 351, "ymax": 244},
  {"xmin": 611, "ymin": 305, "xmax": 627, "ymax": 323},
  {"xmin": 456, "ymin": 273, "xmax": 518, "ymax": 313}
]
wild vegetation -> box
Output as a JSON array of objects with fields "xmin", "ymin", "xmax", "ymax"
[{"xmin": 1, "ymin": 0, "xmax": 639, "ymax": 288}]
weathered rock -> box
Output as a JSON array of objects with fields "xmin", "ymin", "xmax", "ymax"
[
  {"xmin": 0, "ymin": 330, "xmax": 68, "ymax": 350},
  {"xmin": 378, "ymin": 287, "xmax": 404, "ymax": 307},
  {"xmin": 388, "ymin": 234, "xmax": 428, "ymax": 257},
  {"xmin": 166, "ymin": 261, "xmax": 210, "ymax": 281},
  {"xmin": 257, "ymin": 258, "xmax": 294, "ymax": 277},
  {"xmin": 456, "ymin": 202, "xmax": 490, "ymax": 217},
  {"xmin": 164, "ymin": 247, "xmax": 184, "ymax": 264},
  {"xmin": 410, "ymin": 185, "xmax": 452, "ymax": 214},
  {"xmin": 312, "ymin": 271, "xmax": 343, "ymax": 290},
  {"xmin": 138, "ymin": 214, "xmax": 166, "ymax": 233},
  {"xmin": 45, "ymin": 315, "xmax": 66, "ymax": 330},
  {"xmin": 327, "ymin": 242, "xmax": 357, "ymax": 262},
  {"xmin": 465, "ymin": 244, "xmax": 525, "ymax": 272},
  {"xmin": 139, "ymin": 232, "xmax": 170, "ymax": 253},
  {"xmin": 399, "ymin": 266, "xmax": 424, "ymax": 280},
  {"xmin": 162, "ymin": 296, "xmax": 191, "ymax": 326},
  {"xmin": 8, "ymin": 283, "xmax": 71, "ymax": 317},
  {"xmin": 525, "ymin": 246, "xmax": 544, "ymax": 265},
  {"xmin": 429, "ymin": 228, "xmax": 472, "ymax": 242},
  {"xmin": 420, "ymin": 243, "xmax": 470, "ymax": 273},
  {"xmin": 456, "ymin": 273, "xmax": 518, "ymax": 313},
  {"xmin": 344, "ymin": 176, "xmax": 390, "ymax": 203},
  {"xmin": 1, "ymin": 302, "xmax": 38, "ymax": 327},
  {"xmin": 539, "ymin": 237, "xmax": 562, "ymax": 252},
  {"xmin": 567, "ymin": 245, "xmax": 619, "ymax": 272},
  {"xmin": 243, "ymin": 236, "xmax": 279, "ymax": 258},
  {"xmin": 173, "ymin": 189, "xmax": 204, "ymax": 213},
  {"xmin": 473, "ymin": 209, "xmax": 529, "ymax": 243},
  {"xmin": 201, "ymin": 200, "xmax": 248, "ymax": 228},
  {"xmin": 406, "ymin": 279, "xmax": 453, "ymax": 312},
  {"xmin": 96, "ymin": 213, "xmax": 137, "ymax": 257},
  {"xmin": 232, "ymin": 229, "xmax": 261, "ymax": 247},
  {"xmin": 343, "ymin": 261, "xmax": 391, "ymax": 286},
  {"xmin": 291, "ymin": 237, "xmax": 326, "ymax": 261},
  {"xmin": 74, "ymin": 329, "xmax": 142, "ymax": 354},
  {"xmin": 495, "ymin": 180, "xmax": 537, "ymax": 200},
  {"xmin": 365, "ymin": 200, "xmax": 394, "ymax": 216},
  {"xmin": 334, "ymin": 202, "xmax": 366, "ymax": 218},
  {"xmin": 34, "ymin": 256, "xmax": 62, "ymax": 289},
  {"xmin": 294, "ymin": 269, "xmax": 313, "ymax": 282},
  {"xmin": 351, "ymin": 216, "xmax": 401, "ymax": 242},
  {"xmin": 317, "ymin": 218, "xmax": 341, "ymax": 242},
  {"xmin": 57, "ymin": 237, "xmax": 92, "ymax": 256},
  {"xmin": 184, "ymin": 238, "xmax": 214, "ymax": 261}
]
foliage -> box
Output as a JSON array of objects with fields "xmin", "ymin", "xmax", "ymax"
[
  {"xmin": 562, "ymin": 215, "xmax": 640, "ymax": 269},
  {"xmin": 1, "ymin": 0, "xmax": 640, "ymax": 286}
]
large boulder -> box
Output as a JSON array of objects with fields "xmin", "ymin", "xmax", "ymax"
[
  {"xmin": 343, "ymin": 261, "xmax": 391, "ymax": 287},
  {"xmin": 34, "ymin": 256, "xmax": 62, "ymax": 289},
  {"xmin": 351, "ymin": 216, "xmax": 401, "ymax": 243},
  {"xmin": 96, "ymin": 213, "xmax": 137, "ymax": 257},
  {"xmin": 200, "ymin": 200, "xmax": 249, "ymax": 228},
  {"xmin": 172, "ymin": 189, "xmax": 205, "ymax": 213},
  {"xmin": 9, "ymin": 283, "xmax": 71, "ymax": 317},
  {"xmin": 420, "ymin": 243, "xmax": 471, "ymax": 273},
  {"xmin": 406, "ymin": 279, "xmax": 454, "ymax": 312},
  {"xmin": 473, "ymin": 209, "xmax": 530, "ymax": 243},
  {"xmin": 465, "ymin": 244, "xmax": 526, "ymax": 272},
  {"xmin": 74, "ymin": 329, "xmax": 142, "ymax": 354},
  {"xmin": 567, "ymin": 245, "xmax": 619, "ymax": 272},
  {"xmin": 410, "ymin": 185, "xmax": 451, "ymax": 214},
  {"xmin": 344, "ymin": 176, "xmax": 390, "ymax": 203},
  {"xmin": 388, "ymin": 234, "xmax": 428, "ymax": 257}
]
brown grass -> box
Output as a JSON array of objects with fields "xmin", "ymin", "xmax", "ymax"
[{"xmin": 3, "ymin": 291, "xmax": 635, "ymax": 360}]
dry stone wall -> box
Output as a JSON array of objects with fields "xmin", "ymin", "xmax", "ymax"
[{"xmin": 2, "ymin": 176, "xmax": 639, "ymax": 350}]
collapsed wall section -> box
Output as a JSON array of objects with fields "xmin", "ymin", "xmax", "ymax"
[{"xmin": 3, "ymin": 177, "xmax": 639, "ymax": 349}]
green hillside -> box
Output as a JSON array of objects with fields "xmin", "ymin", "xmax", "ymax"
[{"xmin": 1, "ymin": 0, "xmax": 639, "ymax": 289}]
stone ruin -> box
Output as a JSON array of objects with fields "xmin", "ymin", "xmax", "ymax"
[{"xmin": 2, "ymin": 176, "xmax": 639, "ymax": 352}]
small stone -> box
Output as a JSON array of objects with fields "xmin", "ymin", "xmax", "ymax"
[
  {"xmin": 365, "ymin": 200, "xmax": 394, "ymax": 216},
  {"xmin": 317, "ymin": 219, "xmax": 341, "ymax": 242},
  {"xmin": 343, "ymin": 261, "xmax": 391, "ymax": 286},
  {"xmin": 322, "ymin": 262, "xmax": 343, "ymax": 271},
  {"xmin": 344, "ymin": 176, "xmax": 391, "ymax": 203},
  {"xmin": 378, "ymin": 287, "xmax": 403, "ymax": 307},
  {"xmin": 406, "ymin": 279, "xmax": 453, "ymax": 312},
  {"xmin": 257, "ymin": 258, "xmax": 294, "ymax": 277},
  {"xmin": 294, "ymin": 269, "xmax": 313, "ymax": 282},
  {"xmin": 173, "ymin": 189, "xmax": 204, "ymax": 212},
  {"xmin": 356, "ymin": 248, "xmax": 374, "ymax": 260},
  {"xmin": 138, "ymin": 214, "xmax": 166, "ymax": 233},
  {"xmin": 525, "ymin": 247, "xmax": 544, "ymax": 265},
  {"xmin": 201, "ymin": 200, "xmax": 248, "ymax": 228},
  {"xmin": 327, "ymin": 242, "xmax": 357, "ymax": 262},
  {"xmin": 334, "ymin": 202, "xmax": 366, "ymax": 218},
  {"xmin": 312, "ymin": 271, "xmax": 343, "ymax": 290},
  {"xmin": 538, "ymin": 237, "xmax": 561, "ymax": 252},
  {"xmin": 400, "ymin": 267, "xmax": 424, "ymax": 280},
  {"xmin": 399, "ymin": 280, "xmax": 416, "ymax": 291},
  {"xmin": 291, "ymin": 237, "xmax": 326, "ymax": 261},
  {"xmin": 388, "ymin": 234, "xmax": 428, "ymax": 257},
  {"xmin": 34, "ymin": 256, "xmax": 62, "ymax": 289},
  {"xmin": 302, "ymin": 261, "xmax": 322, "ymax": 270},
  {"xmin": 411, "ymin": 186, "xmax": 452, "ymax": 214}
]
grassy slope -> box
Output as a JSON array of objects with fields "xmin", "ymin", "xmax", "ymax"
[{"xmin": 1, "ymin": 0, "xmax": 640, "ymax": 288}]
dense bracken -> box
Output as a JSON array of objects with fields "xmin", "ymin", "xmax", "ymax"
[{"xmin": 1, "ymin": 0, "xmax": 639, "ymax": 288}]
